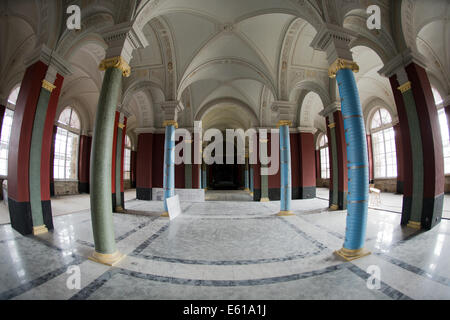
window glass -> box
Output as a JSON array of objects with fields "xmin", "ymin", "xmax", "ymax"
[
  {"xmin": 318, "ymin": 134, "xmax": 330, "ymax": 179},
  {"xmin": 0, "ymin": 86, "xmax": 20, "ymax": 176},
  {"xmin": 124, "ymin": 135, "xmax": 132, "ymax": 180},
  {"xmin": 54, "ymin": 107, "xmax": 81, "ymax": 180},
  {"xmin": 371, "ymin": 108, "xmax": 397, "ymax": 178}
]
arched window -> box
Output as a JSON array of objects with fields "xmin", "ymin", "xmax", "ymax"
[
  {"xmin": 371, "ymin": 108, "xmax": 397, "ymax": 178},
  {"xmin": 433, "ymin": 88, "xmax": 450, "ymax": 174},
  {"xmin": 319, "ymin": 134, "xmax": 330, "ymax": 179},
  {"xmin": 124, "ymin": 135, "xmax": 132, "ymax": 180},
  {"xmin": 0, "ymin": 86, "xmax": 19, "ymax": 176},
  {"xmin": 54, "ymin": 107, "xmax": 81, "ymax": 180}
]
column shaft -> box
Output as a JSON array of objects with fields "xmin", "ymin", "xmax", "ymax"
[
  {"xmin": 299, "ymin": 132, "xmax": 316, "ymax": 199},
  {"xmin": 163, "ymin": 125, "xmax": 176, "ymax": 213},
  {"xmin": 244, "ymin": 158, "xmax": 250, "ymax": 191},
  {"xmin": 327, "ymin": 117, "xmax": 339, "ymax": 209},
  {"xmin": 336, "ymin": 68, "xmax": 369, "ymax": 252},
  {"xmin": 136, "ymin": 133, "xmax": 153, "ymax": 200},
  {"xmin": 90, "ymin": 67, "xmax": 122, "ymax": 255},
  {"xmin": 29, "ymin": 86, "xmax": 52, "ymax": 229},
  {"xmin": 279, "ymin": 125, "xmax": 292, "ymax": 214},
  {"xmin": 115, "ymin": 126, "xmax": 124, "ymax": 209}
]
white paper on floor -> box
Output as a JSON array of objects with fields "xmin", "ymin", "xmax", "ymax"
[{"xmin": 166, "ymin": 195, "xmax": 182, "ymax": 221}]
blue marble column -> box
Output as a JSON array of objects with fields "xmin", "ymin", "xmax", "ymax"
[
  {"xmin": 162, "ymin": 123, "xmax": 176, "ymax": 216},
  {"xmin": 333, "ymin": 63, "xmax": 370, "ymax": 261},
  {"xmin": 278, "ymin": 123, "xmax": 293, "ymax": 216}
]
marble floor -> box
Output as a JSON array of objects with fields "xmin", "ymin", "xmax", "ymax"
[{"xmin": 0, "ymin": 191, "xmax": 449, "ymax": 300}]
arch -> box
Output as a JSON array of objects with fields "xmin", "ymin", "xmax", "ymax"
[
  {"xmin": 195, "ymin": 97, "xmax": 259, "ymax": 126},
  {"xmin": 55, "ymin": 98, "xmax": 91, "ymax": 135},
  {"xmin": 178, "ymin": 59, "xmax": 277, "ymax": 102},
  {"xmin": 364, "ymin": 97, "xmax": 398, "ymax": 133},
  {"xmin": 134, "ymin": 0, "xmax": 324, "ymax": 36},
  {"xmin": 122, "ymin": 80, "xmax": 164, "ymax": 128}
]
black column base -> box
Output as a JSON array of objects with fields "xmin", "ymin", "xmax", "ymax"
[
  {"xmin": 78, "ymin": 182, "xmax": 90, "ymax": 194},
  {"xmin": 112, "ymin": 192, "xmax": 126, "ymax": 212},
  {"xmin": 338, "ymin": 191, "xmax": 348, "ymax": 210},
  {"xmin": 396, "ymin": 181, "xmax": 404, "ymax": 195},
  {"xmin": 400, "ymin": 196, "xmax": 412, "ymax": 226},
  {"xmin": 422, "ymin": 193, "xmax": 444, "ymax": 230},
  {"xmin": 137, "ymin": 187, "xmax": 152, "ymax": 201},
  {"xmin": 8, "ymin": 198, "xmax": 33, "ymax": 236},
  {"xmin": 329, "ymin": 188, "xmax": 334, "ymax": 208},
  {"xmin": 253, "ymin": 189, "xmax": 261, "ymax": 201},
  {"xmin": 299, "ymin": 186, "xmax": 316, "ymax": 199},
  {"xmin": 41, "ymin": 200, "xmax": 54, "ymax": 231},
  {"xmin": 268, "ymin": 188, "xmax": 281, "ymax": 201}
]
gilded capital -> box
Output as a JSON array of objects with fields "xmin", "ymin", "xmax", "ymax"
[
  {"xmin": 397, "ymin": 82, "xmax": 412, "ymax": 94},
  {"xmin": 277, "ymin": 120, "xmax": 292, "ymax": 128},
  {"xmin": 328, "ymin": 58, "xmax": 359, "ymax": 78},
  {"xmin": 42, "ymin": 80, "xmax": 56, "ymax": 92},
  {"xmin": 163, "ymin": 120, "xmax": 179, "ymax": 129},
  {"xmin": 99, "ymin": 56, "xmax": 131, "ymax": 77}
]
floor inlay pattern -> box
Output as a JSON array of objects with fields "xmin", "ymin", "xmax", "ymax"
[{"xmin": 1, "ymin": 194, "xmax": 449, "ymax": 300}]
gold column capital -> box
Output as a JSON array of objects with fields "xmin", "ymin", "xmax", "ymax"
[
  {"xmin": 42, "ymin": 80, "xmax": 56, "ymax": 92},
  {"xmin": 163, "ymin": 120, "xmax": 179, "ymax": 128},
  {"xmin": 277, "ymin": 120, "xmax": 292, "ymax": 128},
  {"xmin": 99, "ymin": 56, "xmax": 131, "ymax": 77},
  {"xmin": 398, "ymin": 82, "xmax": 412, "ymax": 94},
  {"xmin": 328, "ymin": 122, "xmax": 336, "ymax": 129},
  {"xmin": 328, "ymin": 58, "xmax": 359, "ymax": 78}
]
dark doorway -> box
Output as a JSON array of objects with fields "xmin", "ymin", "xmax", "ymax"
[{"xmin": 211, "ymin": 164, "xmax": 241, "ymax": 190}]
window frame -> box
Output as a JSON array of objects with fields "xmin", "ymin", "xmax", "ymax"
[
  {"xmin": 54, "ymin": 107, "xmax": 81, "ymax": 181},
  {"xmin": 318, "ymin": 133, "xmax": 330, "ymax": 180},
  {"xmin": 370, "ymin": 108, "xmax": 397, "ymax": 179}
]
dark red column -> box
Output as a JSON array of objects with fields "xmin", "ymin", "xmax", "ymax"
[
  {"xmin": 334, "ymin": 110, "xmax": 348, "ymax": 210},
  {"xmin": 299, "ymin": 132, "xmax": 316, "ymax": 199},
  {"xmin": 0, "ymin": 104, "xmax": 5, "ymax": 201},
  {"xmin": 389, "ymin": 75, "xmax": 414, "ymax": 224},
  {"xmin": 394, "ymin": 123, "xmax": 404, "ymax": 194},
  {"xmin": 111, "ymin": 112, "xmax": 120, "ymax": 201},
  {"xmin": 41, "ymin": 74, "xmax": 64, "ymax": 223},
  {"xmin": 152, "ymin": 134, "xmax": 165, "ymax": 188},
  {"xmin": 267, "ymin": 131, "xmax": 281, "ymax": 200},
  {"xmin": 315, "ymin": 149, "xmax": 320, "ymax": 181},
  {"xmin": 120, "ymin": 118, "xmax": 127, "ymax": 199},
  {"xmin": 7, "ymin": 61, "xmax": 66, "ymax": 235},
  {"xmin": 406, "ymin": 62, "xmax": 444, "ymax": 229},
  {"xmin": 191, "ymin": 143, "xmax": 200, "ymax": 189},
  {"xmin": 0, "ymin": 104, "xmax": 5, "ymax": 140},
  {"xmin": 445, "ymin": 105, "xmax": 450, "ymax": 140},
  {"xmin": 253, "ymin": 133, "xmax": 261, "ymax": 201},
  {"xmin": 326, "ymin": 117, "xmax": 334, "ymax": 206},
  {"xmin": 131, "ymin": 150, "xmax": 137, "ymax": 188},
  {"xmin": 366, "ymin": 134, "xmax": 374, "ymax": 184},
  {"xmin": 290, "ymin": 133, "xmax": 300, "ymax": 200},
  {"xmin": 78, "ymin": 135, "xmax": 92, "ymax": 194},
  {"xmin": 136, "ymin": 133, "xmax": 153, "ymax": 200}
]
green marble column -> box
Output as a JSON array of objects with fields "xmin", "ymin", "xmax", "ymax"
[
  {"xmin": 260, "ymin": 163, "xmax": 269, "ymax": 202},
  {"xmin": 29, "ymin": 81, "xmax": 54, "ymax": 235},
  {"xmin": 89, "ymin": 56, "xmax": 129, "ymax": 265},
  {"xmin": 399, "ymin": 82, "xmax": 424, "ymax": 227}
]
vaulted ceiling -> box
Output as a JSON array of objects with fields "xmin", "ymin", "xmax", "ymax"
[{"xmin": 0, "ymin": 0, "xmax": 449, "ymax": 145}]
